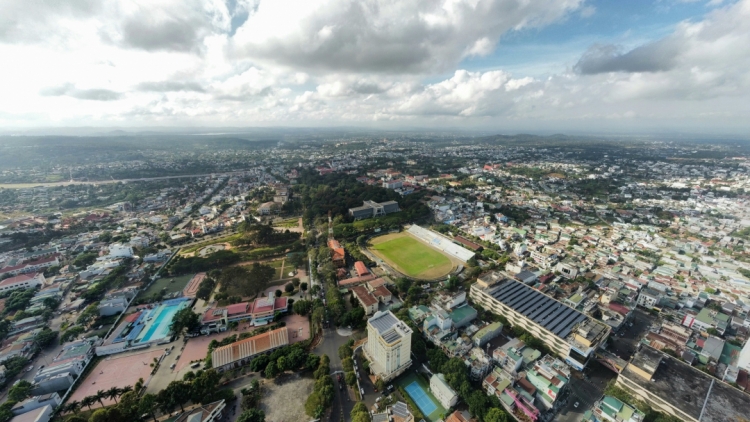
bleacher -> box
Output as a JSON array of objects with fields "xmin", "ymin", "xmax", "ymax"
[{"xmin": 407, "ymin": 225, "xmax": 476, "ymax": 263}]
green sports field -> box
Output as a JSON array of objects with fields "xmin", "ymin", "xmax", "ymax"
[{"xmin": 370, "ymin": 232, "xmax": 454, "ymax": 279}]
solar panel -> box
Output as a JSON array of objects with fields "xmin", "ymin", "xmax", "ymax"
[{"xmin": 393, "ymin": 402, "xmax": 409, "ymax": 418}]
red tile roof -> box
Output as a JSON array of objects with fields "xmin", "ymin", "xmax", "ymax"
[
  {"xmin": 338, "ymin": 274, "xmax": 376, "ymax": 286},
  {"xmin": 0, "ymin": 273, "xmax": 40, "ymax": 286},
  {"xmin": 371, "ymin": 285, "xmax": 392, "ymax": 300},
  {"xmin": 226, "ymin": 303, "xmax": 251, "ymax": 316},
  {"xmin": 354, "ymin": 261, "xmax": 369, "ymax": 277},
  {"xmin": 351, "ymin": 286, "xmax": 377, "ymax": 307}
]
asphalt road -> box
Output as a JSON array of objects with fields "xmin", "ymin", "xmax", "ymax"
[{"xmin": 315, "ymin": 326, "xmax": 357, "ymax": 422}]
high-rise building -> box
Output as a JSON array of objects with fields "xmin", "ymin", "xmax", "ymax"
[{"xmin": 364, "ymin": 311, "xmax": 412, "ymax": 382}]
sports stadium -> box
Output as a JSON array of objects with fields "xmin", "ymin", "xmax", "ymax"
[{"xmin": 368, "ymin": 225, "xmax": 475, "ymax": 280}]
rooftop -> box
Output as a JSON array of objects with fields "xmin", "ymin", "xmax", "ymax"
[
  {"xmin": 476, "ymin": 277, "xmax": 589, "ymax": 339},
  {"xmin": 622, "ymin": 346, "xmax": 750, "ymax": 422}
]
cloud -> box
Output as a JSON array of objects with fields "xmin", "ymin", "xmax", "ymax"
[
  {"xmin": 40, "ymin": 84, "xmax": 122, "ymax": 101},
  {"xmin": 0, "ymin": 0, "xmax": 100, "ymax": 43},
  {"xmin": 136, "ymin": 81, "xmax": 206, "ymax": 92},
  {"xmin": 231, "ymin": 0, "xmax": 585, "ymax": 74},
  {"xmin": 574, "ymin": 40, "xmax": 681, "ymax": 74}
]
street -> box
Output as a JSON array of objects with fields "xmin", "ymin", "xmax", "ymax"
[{"xmin": 314, "ymin": 325, "xmax": 361, "ymax": 422}]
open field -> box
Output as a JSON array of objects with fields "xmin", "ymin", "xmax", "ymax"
[
  {"xmin": 141, "ymin": 274, "xmax": 194, "ymax": 297},
  {"xmin": 69, "ymin": 349, "xmax": 165, "ymax": 407},
  {"xmin": 260, "ymin": 373, "xmax": 314, "ymax": 422},
  {"xmin": 369, "ymin": 232, "xmax": 455, "ymax": 279}
]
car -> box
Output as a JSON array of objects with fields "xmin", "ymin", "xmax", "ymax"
[
  {"xmin": 39, "ymin": 365, "xmax": 45, "ymax": 369},
  {"xmin": 191, "ymin": 362, "xmax": 201, "ymax": 369},
  {"xmin": 170, "ymin": 363, "xmax": 176, "ymax": 370},
  {"xmin": 574, "ymin": 402, "xmax": 580, "ymax": 408},
  {"xmin": 26, "ymin": 366, "xmax": 33, "ymax": 372}
]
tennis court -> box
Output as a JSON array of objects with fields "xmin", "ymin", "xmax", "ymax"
[{"xmin": 405, "ymin": 381, "xmax": 438, "ymax": 416}]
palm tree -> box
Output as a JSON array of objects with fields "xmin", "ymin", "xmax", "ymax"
[
  {"xmin": 81, "ymin": 396, "xmax": 95, "ymax": 411},
  {"xmin": 120, "ymin": 385, "xmax": 133, "ymax": 397},
  {"xmin": 106, "ymin": 386, "xmax": 121, "ymax": 404},
  {"xmin": 94, "ymin": 389, "xmax": 107, "ymax": 407},
  {"xmin": 65, "ymin": 400, "xmax": 81, "ymax": 414}
]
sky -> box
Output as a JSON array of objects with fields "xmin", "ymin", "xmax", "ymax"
[{"xmin": 1, "ymin": 0, "xmax": 749, "ymax": 135}]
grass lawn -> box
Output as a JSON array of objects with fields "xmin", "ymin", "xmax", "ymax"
[
  {"xmin": 395, "ymin": 371, "xmax": 447, "ymax": 422},
  {"xmin": 141, "ymin": 274, "xmax": 194, "ymax": 297},
  {"xmin": 370, "ymin": 233, "xmax": 453, "ymax": 279},
  {"xmin": 273, "ymin": 218, "xmax": 299, "ymax": 228}
]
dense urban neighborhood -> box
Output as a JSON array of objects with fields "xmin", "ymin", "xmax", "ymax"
[{"xmin": 0, "ymin": 134, "xmax": 749, "ymax": 422}]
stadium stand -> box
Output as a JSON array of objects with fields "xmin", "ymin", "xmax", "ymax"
[{"xmin": 407, "ymin": 225, "xmax": 476, "ymax": 262}]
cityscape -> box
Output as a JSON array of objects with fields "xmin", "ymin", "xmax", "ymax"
[{"xmin": 2, "ymin": 1, "xmax": 750, "ymax": 422}]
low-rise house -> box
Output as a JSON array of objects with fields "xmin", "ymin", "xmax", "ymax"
[
  {"xmin": 173, "ymin": 399, "xmax": 226, "ymax": 422},
  {"xmin": 430, "ymin": 373, "xmax": 459, "ymax": 409}
]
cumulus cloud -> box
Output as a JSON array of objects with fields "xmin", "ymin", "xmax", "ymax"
[
  {"xmin": 1, "ymin": 0, "xmax": 750, "ymax": 133},
  {"xmin": 135, "ymin": 81, "xmax": 206, "ymax": 93},
  {"xmin": 40, "ymin": 84, "xmax": 122, "ymax": 101},
  {"xmin": 231, "ymin": 0, "xmax": 585, "ymax": 73},
  {"xmin": 573, "ymin": 40, "xmax": 681, "ymax": 74}
]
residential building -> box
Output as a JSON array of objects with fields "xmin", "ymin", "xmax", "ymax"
[
  {"xmin": 430, "ymin": 373, "xmax": 459, "ymax": 409},
  {"xmin": 472, "ymin": 322, "xmax": 503, "ymax": 346},
  {"xmin": 636, "ymin": 288, "xmax": 662, "ymax": 310},
  {"xmin": 471, "ymin": 272, "xmax": 610, "ymax": 370},
  {"xmin": 363, "ymin": 311, "xmax": 412, "ymax": 382},
  {"xmin": 682, "ymin": 308, "xmax": 730, "ymax": 335},
  {"xmin": 592, "ymin": 396, "xmax": 645, "ymax": 422},
  {"xmin": 328, "ymin": 239, "xmax": 346, "ymax": 267},
  {"xmin": 348, "ymin": 200, "xmax": 400, "ymax": 219},
  {"xmin": 0, "ymin": 273, "xmax": 45, "ymax": 293}
]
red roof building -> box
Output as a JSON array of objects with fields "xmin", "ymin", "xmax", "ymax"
[{"xmin": 354, "ymin": 261, "xmax": 369, "ymax": 277}]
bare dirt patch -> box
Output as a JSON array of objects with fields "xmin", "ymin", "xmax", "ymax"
[{"xmin": 260, "ymin": 372, "xmax": 314, "ymax": 422}]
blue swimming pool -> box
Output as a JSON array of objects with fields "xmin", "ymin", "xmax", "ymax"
[{"xmin": 135, "ymin": 299, "xmax": 190, "ymax": 343}]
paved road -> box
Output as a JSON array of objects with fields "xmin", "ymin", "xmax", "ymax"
[{"xmin": 315, "ymin": 326, "xmax": 359, "ymax": 422}]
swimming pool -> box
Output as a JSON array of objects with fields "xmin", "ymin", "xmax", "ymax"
[{"xmin": 135, "ymin": 299, "xmax": 190, "ymax": 343}]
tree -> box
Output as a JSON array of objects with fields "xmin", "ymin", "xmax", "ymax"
[
  {"xmin": 345, "ymin": 371, "xmax": 357, "ymax": 386},
  {"xmin": 293, "ymin": 299, "xmax": 312, "ymax": 316},
  {"xmin": 375, "ymin": 378, "xmax": 385, "ymax": 392},
  {"xmin": 89, "ymin": 409, "xmax": 109, "ymax": 422},
  {"xmin": 77, "ymin": 303, "xmax": 100, "ymax": 326},
  {"xmin": 237, "ymin": 408, "xmax": 266, "ymax": 422},
  {"xmin": 196, "ymin": 277, "xmax": 217, "ymax": 301},
  {"xmin": 65, "ymin": 400, "xmax": 81, "ymax": 415},
  {"xmin": 284, "ymin": 283, "xmax": 294, "ymax": 293},
  {"xmin": 265, "ymin": 361, "xmax": 278, "ymax": 378},
  {"xmin": 305, "ymin": 353, "xmax": 320, "ymax": 370},
  {"xmin": 8, "ymin": 380, "xmax": 32, "ymax": 402},
  {"xmin": 342, "ymin": 357, "xmax": 354, "ymax": 372},
  {"xmin": 64, "ymin": 416, "xmax": 87, "ymax": 422},
  {"xmin": 170, "ymin": 308, "xmax": 201, "ymax": 336},
  {"xmin": 34, "ymin": 327, "xmax": 58, "ymax": 348},
  {"xmin": 81, "ymin": 396, "xmax": 96, "ymax": 411},
  {"xmin": 300, "ymin": 282, "xmax": 308, "ymax": 295},
  {"xmin": 466, "ymin": 390, "xmax": 490, "ymax": 420},
  {"xmin": 292, "ymin": 278, "xmax": 301, "ymax": 287},
  {"xmin": 138, "ymin": 394, "xmax": 158, "ymax": 421},
  {"xmin": 94, "ymin": 390, "xmax": 107, "ymax": 408},
  {"xmin": 106, "ymin": 386, "xmax": 122, "ymax": 404},
  {"xmin": 485, "ymin": 408, "xmax": 508, "ymax": 422},
  {"xmin": 275, "ymin": 289, "xmax": 282, "ymax": 298}
]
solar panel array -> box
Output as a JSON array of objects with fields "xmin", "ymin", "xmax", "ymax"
[
  {"xmin": 392, "ymin": 402, "xmax": 409, "ymax": 418},
  {"xmin": 490, "ymin": 279, "xmax": 588, "ymax": 339},
  {"xmin": 370, "ymin": 311, "xmax": 400, "ymax": 334}
]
